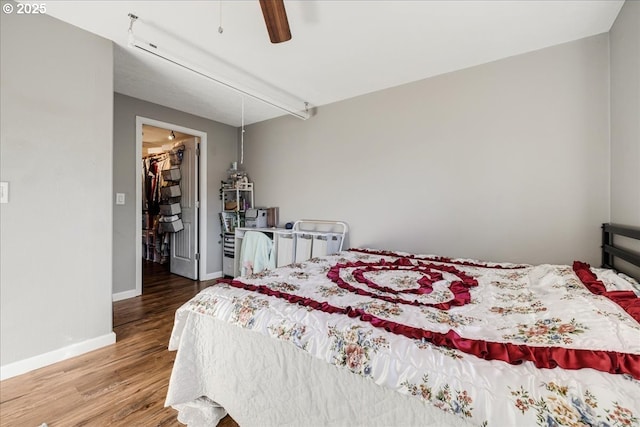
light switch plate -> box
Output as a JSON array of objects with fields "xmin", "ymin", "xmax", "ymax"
[
  {"xmin": 0, "ymin": 182, "xmax": 8, "ymax": 204},
  {"xmin": 116, "ymin": 192, "xmax": 125, "ymax": 205}
]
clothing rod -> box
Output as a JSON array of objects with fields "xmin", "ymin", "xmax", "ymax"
[
  {"xmin": 144, "ymin": 153, "xmax": 169, "ymax": 160},
  {"xmin": 127, "ymin": 29, "xmax": 310, "ymax": 121}
]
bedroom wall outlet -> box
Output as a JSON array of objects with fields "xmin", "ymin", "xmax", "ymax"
[
  {"xmin": 116, "ymin": 192, "xmax": 125, "ymax": 205},
  {"xmin": 0, "ymin": 182, "xmax": 8, "ymax": 204}
]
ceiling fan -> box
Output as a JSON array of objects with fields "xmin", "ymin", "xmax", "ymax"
[{"xmin": 259, "ymin": 0, "xmax": 292, "ymax": 43}]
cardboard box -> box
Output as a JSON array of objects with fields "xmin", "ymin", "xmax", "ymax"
[{"xmin": 267, "ymin": 207, "xmax": 279, "ymax": 227}]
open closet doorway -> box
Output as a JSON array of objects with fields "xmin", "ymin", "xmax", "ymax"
[{"xmin": 136, "ymin": 117, "xmax": 208, "ymax": 295}]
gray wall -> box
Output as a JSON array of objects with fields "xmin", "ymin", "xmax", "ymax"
[
  {"xmin": 242, "ymin": 34, "xmax": 611, "ymax": 266},
  {"xmin": 113, "ymin": 93, "xmax": 237, "ymax": 294},
  {"xmin": 610, "ymin": 0, "xmax": 640, "ymax": 225},
  {"xmin": 1, "ymin": 11, "xmax": 114, "ymax": 365},
  {"xmin": 609, "ymin": 0, "xmax": 640, "ymax": 278}
]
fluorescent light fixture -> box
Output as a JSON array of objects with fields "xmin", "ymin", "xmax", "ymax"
[{"xmin": 127, "ymin": 14, "xmax": 310, "ymax": 121}]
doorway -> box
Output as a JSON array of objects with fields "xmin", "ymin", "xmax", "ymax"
[{"xmin": 135, "ymin": 117, "xmax": 208, "ymax": 296}]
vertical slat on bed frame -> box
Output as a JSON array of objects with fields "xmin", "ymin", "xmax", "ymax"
[{"xmin": 602, "ymin": 223, "xmax": 613, "ymax": 269}]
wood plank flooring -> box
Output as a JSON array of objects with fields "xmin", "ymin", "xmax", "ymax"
[{"xmin": 0, "ymin": 261, "xmax": 239, "ymax": 427}]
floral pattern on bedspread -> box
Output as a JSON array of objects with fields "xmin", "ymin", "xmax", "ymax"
[
  {"xmin": 268, "ymin": 321, "xmax": 308, "ymax": 350},
  {"xmin": 230, "ymin": 295, "xmax": 269, "ymax": 328},
  {"xmin": 402, "ymin": 374, "xmax": 478, "ymax": 421},
  {"xmin": 172, "ymin": 249, "xmax": 640, "ymax": 426},
  {"xmin": 500, "ymin": 318, "xmax": 588, "ymax": 345},
  {"xmin": 328, "ymin": 325, "xmax": 389, "ymax": 376},
  {"xmin": 510, "ymin": 382, "xmax": 638, "ymax": 427}
]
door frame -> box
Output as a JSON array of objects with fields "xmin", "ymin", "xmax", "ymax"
[{"xmin": 135, "ymin": 116, "xmax": 208, "ymax": 294}]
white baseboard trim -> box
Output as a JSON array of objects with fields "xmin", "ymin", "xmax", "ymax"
[
  {"xmin": 201, "ymin": 271, "xmax": 223, "ymax": 281},
  {"xmin": 112, "ymin": 271, "xmax": 220, "ymax": 302},
  {"xmin": 0, "ymin": 332, "xmax": 116, "ymax": 381},
  {"xmin": 112, "ymin": 289, "xmax": 140, "ymax": 302}
]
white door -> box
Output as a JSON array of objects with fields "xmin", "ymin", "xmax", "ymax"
[{"xmin": 170, "ymin": 137, "xmax": 199, "ymax": 279}]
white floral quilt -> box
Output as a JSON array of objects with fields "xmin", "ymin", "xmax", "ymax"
[{"xmin": 167, "ymin": 249, "xmax": 640, "ymax": 426}]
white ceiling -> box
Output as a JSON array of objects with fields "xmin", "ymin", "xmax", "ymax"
[{"xmin": 40, "ymin": 0, "xmax": 624, "ymax": 127}]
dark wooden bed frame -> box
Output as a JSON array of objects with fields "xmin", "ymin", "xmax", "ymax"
[{"xmin": 601, "ymin": 223, "xmax": 640, "ymax": 280}]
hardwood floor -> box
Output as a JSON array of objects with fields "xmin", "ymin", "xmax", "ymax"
[{"xmin": 0, "ymin": 261, "xmax": 239, "ymax": 427}]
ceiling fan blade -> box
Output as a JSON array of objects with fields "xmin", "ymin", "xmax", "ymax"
[{"xmin": 259, "ymin": 0, "xmax": 292, "ymax": 44}]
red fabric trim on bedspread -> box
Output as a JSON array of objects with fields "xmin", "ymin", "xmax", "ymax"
[
  {"xmin": 225, "ymin": 268, "xmax": 640, "ymax": 379},
  {"xmin": 573, "ymin": 261, "xmax": 640, "ymax": 322},
  {"xmin": 219, "ymin": 253, "xmax": 640, "ymax": 379},
  {"xmin": 327, "ymin": 258, "xmax": 477, "ymax": 310}
]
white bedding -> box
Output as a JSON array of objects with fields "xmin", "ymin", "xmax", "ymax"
[
  {"xmin": 166, "ymin": 249, "xmax": 640, "ymax": 426},
  {"xmin": 167, "ymin": 310, "xmax": 473, "ymax": 426}
]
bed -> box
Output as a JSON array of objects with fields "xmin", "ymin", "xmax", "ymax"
[{"xmin": 165, "ymin": 223, "xmax": 640, "ymax": 426}]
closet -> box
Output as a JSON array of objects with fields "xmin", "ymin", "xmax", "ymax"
[
  {"xmin": 142, "ymin": 126, "xmax": 188, "ymax": 265},
  {"xmin": 142, "ymin": 148, "xmax": 185, "ymax": 264}
]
